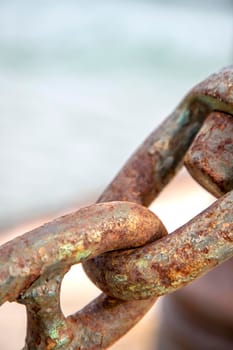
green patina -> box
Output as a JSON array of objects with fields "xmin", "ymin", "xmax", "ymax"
[
  {"xmin": 49, "ymin": 319, "xmax": 65, "ymax": 340},
  {"xmin": 58, "ymin": 240, "xmax": 92, "ymax": 263},
  {"xmin": 135, "ymin": 259, "xmax": 148, "ymax": 269},
  {"xmin": 48, "ymin": 319, "xmax": 72, "ymax": 347},
  {"xmin": 177, "ymin": 109, "xmax": 190, "ymax": 127},
  {"xmin": 58, "ymin": 243, "xmax": 74, "ymax": 260},
  {"xmin": 113, "ymin": 274, "xmax": 127, "ymax": 283},
  {"xmin": 49, "ymin": 326, "xmax": 59, "ymax": 340},
  {"xmin": 76, "ymin": 249, "xmax": 92, "ymax": 262}
]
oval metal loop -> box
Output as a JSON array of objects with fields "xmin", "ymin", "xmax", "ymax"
[
  {"xmin": 0, "ymin": 201, "xmax": 166, "ymax": 305},
  {"xmin": 84, "ymin": 190, "xmax": 233, "ymax": 300},
  {"xmin": 0, "ymin": 201, "xmax": 167, "ymax": 349}
]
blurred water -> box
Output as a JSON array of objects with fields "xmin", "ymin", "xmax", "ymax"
[{"xmin": 0, "ymin": 0, "xmax": 232, "ymax": 230}]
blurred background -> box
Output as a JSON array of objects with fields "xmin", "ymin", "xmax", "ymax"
[{"xmin": 0, "ymin": 0, "xmax": 232, "ymax": 349}]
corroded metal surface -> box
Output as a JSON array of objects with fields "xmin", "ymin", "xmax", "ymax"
[
  {"xmin": 84, "ymin": 65, "xmax": 233, "ymax": 321},
  {"xmin": 0, "ymin": 66, "xmax": 233, "ymax": 349},
  {"xmin": 0, "ymin": 202, "xmax": 166, "ymax": 349},
  {"xmin": 185, "ymin": 111, "xmax": 233, "ymax": 197},
  {"xmin": 0, "ymin": 201, "xmax": 166, "ymax": 305},
  {"xmin": 98, "ymin": 66, "xmax": 233, "ymax": 206},
  {"xmin": 84, "ymin": 190, "xmax": 233, "ymax": 300}
]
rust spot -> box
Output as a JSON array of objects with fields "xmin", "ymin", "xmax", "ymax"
[
  {"xmin": 46, "ymin": 337, "xmax": 56, "ymax": 350},
  {"xmin": 185, "ymin": 111, "xmax": 233, "ymax": 197}
]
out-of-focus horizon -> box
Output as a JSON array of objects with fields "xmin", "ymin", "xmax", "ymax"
[{"xmin": 0, "ymin": 0, "xmax": 232, "ymax": 231}]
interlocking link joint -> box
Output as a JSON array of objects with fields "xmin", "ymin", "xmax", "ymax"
[
  {"xmin": 84, "ymin": 191, "xmax": 233, "ymax": 300},
  {"xmin": 0, "ymin": 65, "xmax": 233, "ymax": 349},
  {"xmin": 0, "ymin": 202, "xmax": 166, "ymax": 349}
]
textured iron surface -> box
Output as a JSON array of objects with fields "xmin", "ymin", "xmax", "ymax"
[
  {"xmin": 185, "ymin": 111, "xmax": 233, "ymax": 197},
  {"xmin": 0, "ymin": 202, "xmax": 166, "ymax": 305},
  {"xmin": 0, "ymin": 66, "xmax": 233, "ymax": 349},
  {"xmin": 98, "ymin": 66, "xmax": 233, "ymax": 206},
  {"xmin": 0, "ymin": 202, "xmax": 166, "ymax": 349},
  {"xmin": 84, "ymin": 65, "xmax": 233, "ymax": 306},
  {"xmin": 84, "ymin": 190, "xmax": 233, "ymax": 300}
]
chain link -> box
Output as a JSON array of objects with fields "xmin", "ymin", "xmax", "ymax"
[{"xmin": 0, "ymin": 66, "xmax": 233, "ymax": 349}]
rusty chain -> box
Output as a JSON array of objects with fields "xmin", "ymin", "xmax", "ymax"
[{"xmin": 0, "ymin": 66, "xmax": 233, "ymax": 349}]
